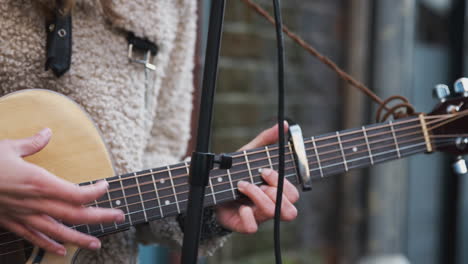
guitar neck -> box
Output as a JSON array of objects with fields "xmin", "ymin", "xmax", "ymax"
[{"xmin": 71, "ymin": 116, "xmax": 431, "ymax": 237}]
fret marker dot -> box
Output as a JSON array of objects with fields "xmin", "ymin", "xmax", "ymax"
[
  {"xmin": 217, "ymin": 177, "xmax": 223, "ymax": 183},
  {"xmin": 115, "ymin": 200, "xmax": 121, "ymax": 206},
  {"xmin": 165, "ymin": 200, "xmax": 170, "ymax": 206},
  {"xmin": 352, "ymin": 146, "xmax": 358, "ymax": 152},
  {"xmin": 160, "ymin": 179, "xmax": 165, "ymax": 184}
]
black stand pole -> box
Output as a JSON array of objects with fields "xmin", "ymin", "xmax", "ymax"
[{"xmin": 181, "ymin": 1, "xmax": 226, "ymax": 263}]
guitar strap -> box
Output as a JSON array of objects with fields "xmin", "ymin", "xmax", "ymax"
[
  {"xmin": 45, "ymin": 1, "xmax": 72, "ymax": 78},
  {"xmin": 45, "ymin": 3, "xmax": 159, "ymax": 79}
]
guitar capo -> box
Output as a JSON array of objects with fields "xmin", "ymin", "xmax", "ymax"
[{"xmin": 289, "ymin": 123, "xmax": 312, "ymax": 191}]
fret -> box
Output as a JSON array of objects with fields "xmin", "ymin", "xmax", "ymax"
[
  {"xmin": 336, "ymin": 132, "xmax": 348, "ymax": 171},
  {"xmin": 92, "ymin": 196, "xmax": 105, "ymax": 234},
  {"xmin": 245, "ymin": 148, "xmax": 271, "ymax": 183},
  {"xmin": 150, "ymin": 169, "xmax": 164, "ymax": 218},
  {"xmin": 208, "ymin": 168, "xmax": 233, "ymax": 205},
  {"xmin": 389, "ymin": 120, "xmax": 401, "ymax": 158},
  {"xmin": 243, "ymin": 150, "xmax": 255, "ymax": 184},
  {"xmin": 313, "ymin": 132, "xmax": 345, "ymax": 176},
  {"xmin": 82, "ymin": 181, "xmax": 108, "ymax": 235},
  {"xmin": 311, "ymin": 136, "xmax": 324, "ymax": 178},
  {"xmin": 266, "ymin": 146, "xmax": 297, "ymax": 177},
  {"xmin": 184, "ymin": 161, "xmax": 190, "ymax": 176},
  {"xmin": 85, "ymin": 222, "xmax": 92, "ymax": 235},
  {"xmin": 119, "ymin": 173, "xmax": 146, "ymax": 225},
  {"xmin": 265, "ymin": 146, "xmax": 274, "ymax": 169},
  {"xmin": 169, "ymin": 163, "xmax": 190, "ymax": 212},
  {"xmin": 153, "ymin": 167, "xmax": 179, "ymax": 216},
  {"xmin": 208, "ymin": 173, "xmax": 217, "ymax": 205},
  {"xmin": 337, "ymin": 127, "xmax": 369, "ymax": 170},
  {"xmin": 136, "ymin": 169, "xmax": 161, "ymax": 220},
  {"xmin": 392, "ymin": 118, "xmax": 426, "ymax": 157},
  {"xmin": 105, "ymin": 188, "xmax": 119, "ymax": 230},
  {"xmin": 226, "ymin": 169, "xmax": 236, "ymax": 199},
  {"xmin": 182, "ymin": 161, "xmax": 191, "ymax": 206},
  {"xmin": 117, "ymin": 175, "xmax": 132, "ymax": 225},
  {"xmin": 366, "ymin": 122, "xmax": 400, "ymax": 163},
  {"xmin": 182, "ymin": 161, "xmax": 192, "ymax": 208},
  {"xmin": 107, "ymin": 177, "xmax": 130, "ymax": 230},
  {"xmin": 134, "ymin": 173, "xmax": 148, "ymax": 222},
  {"xmin": 287, "ymin": 142, "xmax": 297, "ymax": 170},
  {"xmin": 228, "ymin": 155, "xmax": 250, "ymax": 193},
  {"xmin": 167, "ymin": 165, "xmax": 181, "ymax": 214},
  {"xmin": 287, "ymin": 142, "xmax": 301, "ymax": 185},
  {"xmin": 362, "ymin": 126, "xmax": 374, "ymax": 165}
]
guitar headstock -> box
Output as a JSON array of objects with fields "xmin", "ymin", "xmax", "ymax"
[{"xmin": 428, "ymin": 78, "xmax": 468, "ymax": 155}]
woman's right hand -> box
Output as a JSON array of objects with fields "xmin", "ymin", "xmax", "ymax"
[{"xmin": 0, "ymin": 128, "xmax": 125, "ymax": 256}]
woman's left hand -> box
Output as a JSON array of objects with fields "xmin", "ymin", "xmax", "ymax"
[{"xmin": 215, "ymin": 123, "xmax": 300, "ymax": 234}]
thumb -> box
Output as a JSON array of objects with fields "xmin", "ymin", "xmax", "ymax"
[
  {"xmin": 13, "ymin": 128, "xmax": 52, "ymax": 157},
  {"xmin": 239, "ymin": 121, "xmax": 289, "ymax": 151}
]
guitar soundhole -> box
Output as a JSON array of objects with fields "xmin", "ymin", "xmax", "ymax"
[{"xmin": 0, "ymin": 228, "xmax": 33, "ymax": 263}]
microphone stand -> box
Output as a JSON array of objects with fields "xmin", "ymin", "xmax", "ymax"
[{"xmin": 181, "ymin": 1, "xmax": 227, "ymax": 263}]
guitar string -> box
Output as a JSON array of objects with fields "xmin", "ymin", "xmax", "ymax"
[
  {"xmin": 93, "ymin": 116, "xmax": 440, "ymax": 185},
  {"xmin": 0, "ymin": 128, "xmax": 428, "ymax": 239},
  {"xmin": 0, "ymin": 103, "xmax": 466, "ymax": 254},
  {"xmin": 81, "ymin": 121, "xmax": 448, "ymax": 207},
  {"xmin": 86, "ymin": 132, "xmax": 432, "ymax": 208},
  {"xmin": 69, "ymin": 112, "xmax": 464, "ymax": 198},
  {"xmin": 0, "ymin": 139, "xmax": 453, "ymax": 249},
  {"xmin": 2, "ymin": 106, "xmax": 467, "ymax": 255},
  {"xmin": 68, "ymin": 128, "xmax": 428, "ymax": 211},
  {"xmin": 0, "ymin": 134, "xmax": 430, "ymax": 245},
  {"xmin": 82, "ymin": 134, "xmax": 450, "ymax": 210},
  {"xmin": 0, "ymin": 113, "xmax": 462, "ymax": 245},
  {"xmin": 0, "ymin": 125, "xmax": 455, "ymax": 242},
  {"xmin": 81, "ymin": 114, "xmax": 450, "ymax": 191},
  {"xmin": 46, "ymin": 114, "xmax": 443, "ymax": 208},
  {"xmin": 79, "ymin": 136, "xmax": 447, "ymax": 215},
  {"xmin": 0, "ymin": 140, "xmax": 455, "ymax": 254},
  {"xmin": 59, "ymin": 137, "xmax": 459, "ymax": 230},
  {"xmin": 0, "ymin": 122, "xmax": 456, "ymax": 242}
]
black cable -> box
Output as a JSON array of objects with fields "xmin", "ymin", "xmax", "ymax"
[{"xmin": 272, "ymin": 0, "xmax": 285, "ymax": 263}]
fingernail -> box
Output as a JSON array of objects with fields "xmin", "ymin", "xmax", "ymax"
[
  {"xmin": 57, "ymin": 248, "xmax": 66, "ymax": 256},
  {"xmin": 89, "ymin": 240, "xmax": 101, "ymax": 250},
  {"xmin": 258, "ymin": 168, "xmax": 263, "ymax": 174},
  {"xmin": 261, "ymin": 168, "xmax": 273, "ymax": 176},
  {"xmin": 115, "ymin": 211, "xmax": 125, "ymax": 222},
  {"xmin": 260, "ymin": 185, "xmax": 268, "ymax": 191},
  {"xmin": 39, "ymin": 128, "xmax": 51, "ymax": 137},
  {"xmin": 101, "ymin": 180, "xmax": 109, "ymax": 188},
  {"xmin": 237, "ymin": 181, "xmax": 249, "ymax": 191}
]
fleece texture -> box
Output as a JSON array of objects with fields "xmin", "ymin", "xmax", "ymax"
[{"xmin": 0, "ymin": 0, "xmax": 228, "ymax": 262}]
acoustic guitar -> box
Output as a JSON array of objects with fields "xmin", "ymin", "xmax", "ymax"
[{"xmin": 0, "ymin": 88, "xmax": 467, "ymax": 263}]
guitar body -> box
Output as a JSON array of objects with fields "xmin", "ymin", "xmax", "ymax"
[{"xmin": 0, "ymin": 89, "xmax": 115, "ymax": 264}]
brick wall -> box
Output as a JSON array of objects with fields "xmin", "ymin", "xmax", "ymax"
[{"xmin": 206, "ymin": 0, "xmax": 347, "ymax": 262}]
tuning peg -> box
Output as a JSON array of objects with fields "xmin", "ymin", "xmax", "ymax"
[
  {"xmin": 454, "ymin": 77, "xmax": 468, "ymax": 97},
  {"xmin": 433, "ymin": 84, "xmax": 451, "ymax": 102},
  {"xmin": 453, "ymin": 156, "xmax": 467, "ymax": 175}
]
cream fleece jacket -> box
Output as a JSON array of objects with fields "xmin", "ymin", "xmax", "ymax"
[{"xmin": 0, "ymin": 0, "xmax": 228, "ymax": 263}]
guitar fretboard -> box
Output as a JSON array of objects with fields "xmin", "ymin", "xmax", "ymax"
[{"xmin": 72, "ymin": 116, "xmax": 432, "ymax": 237}]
